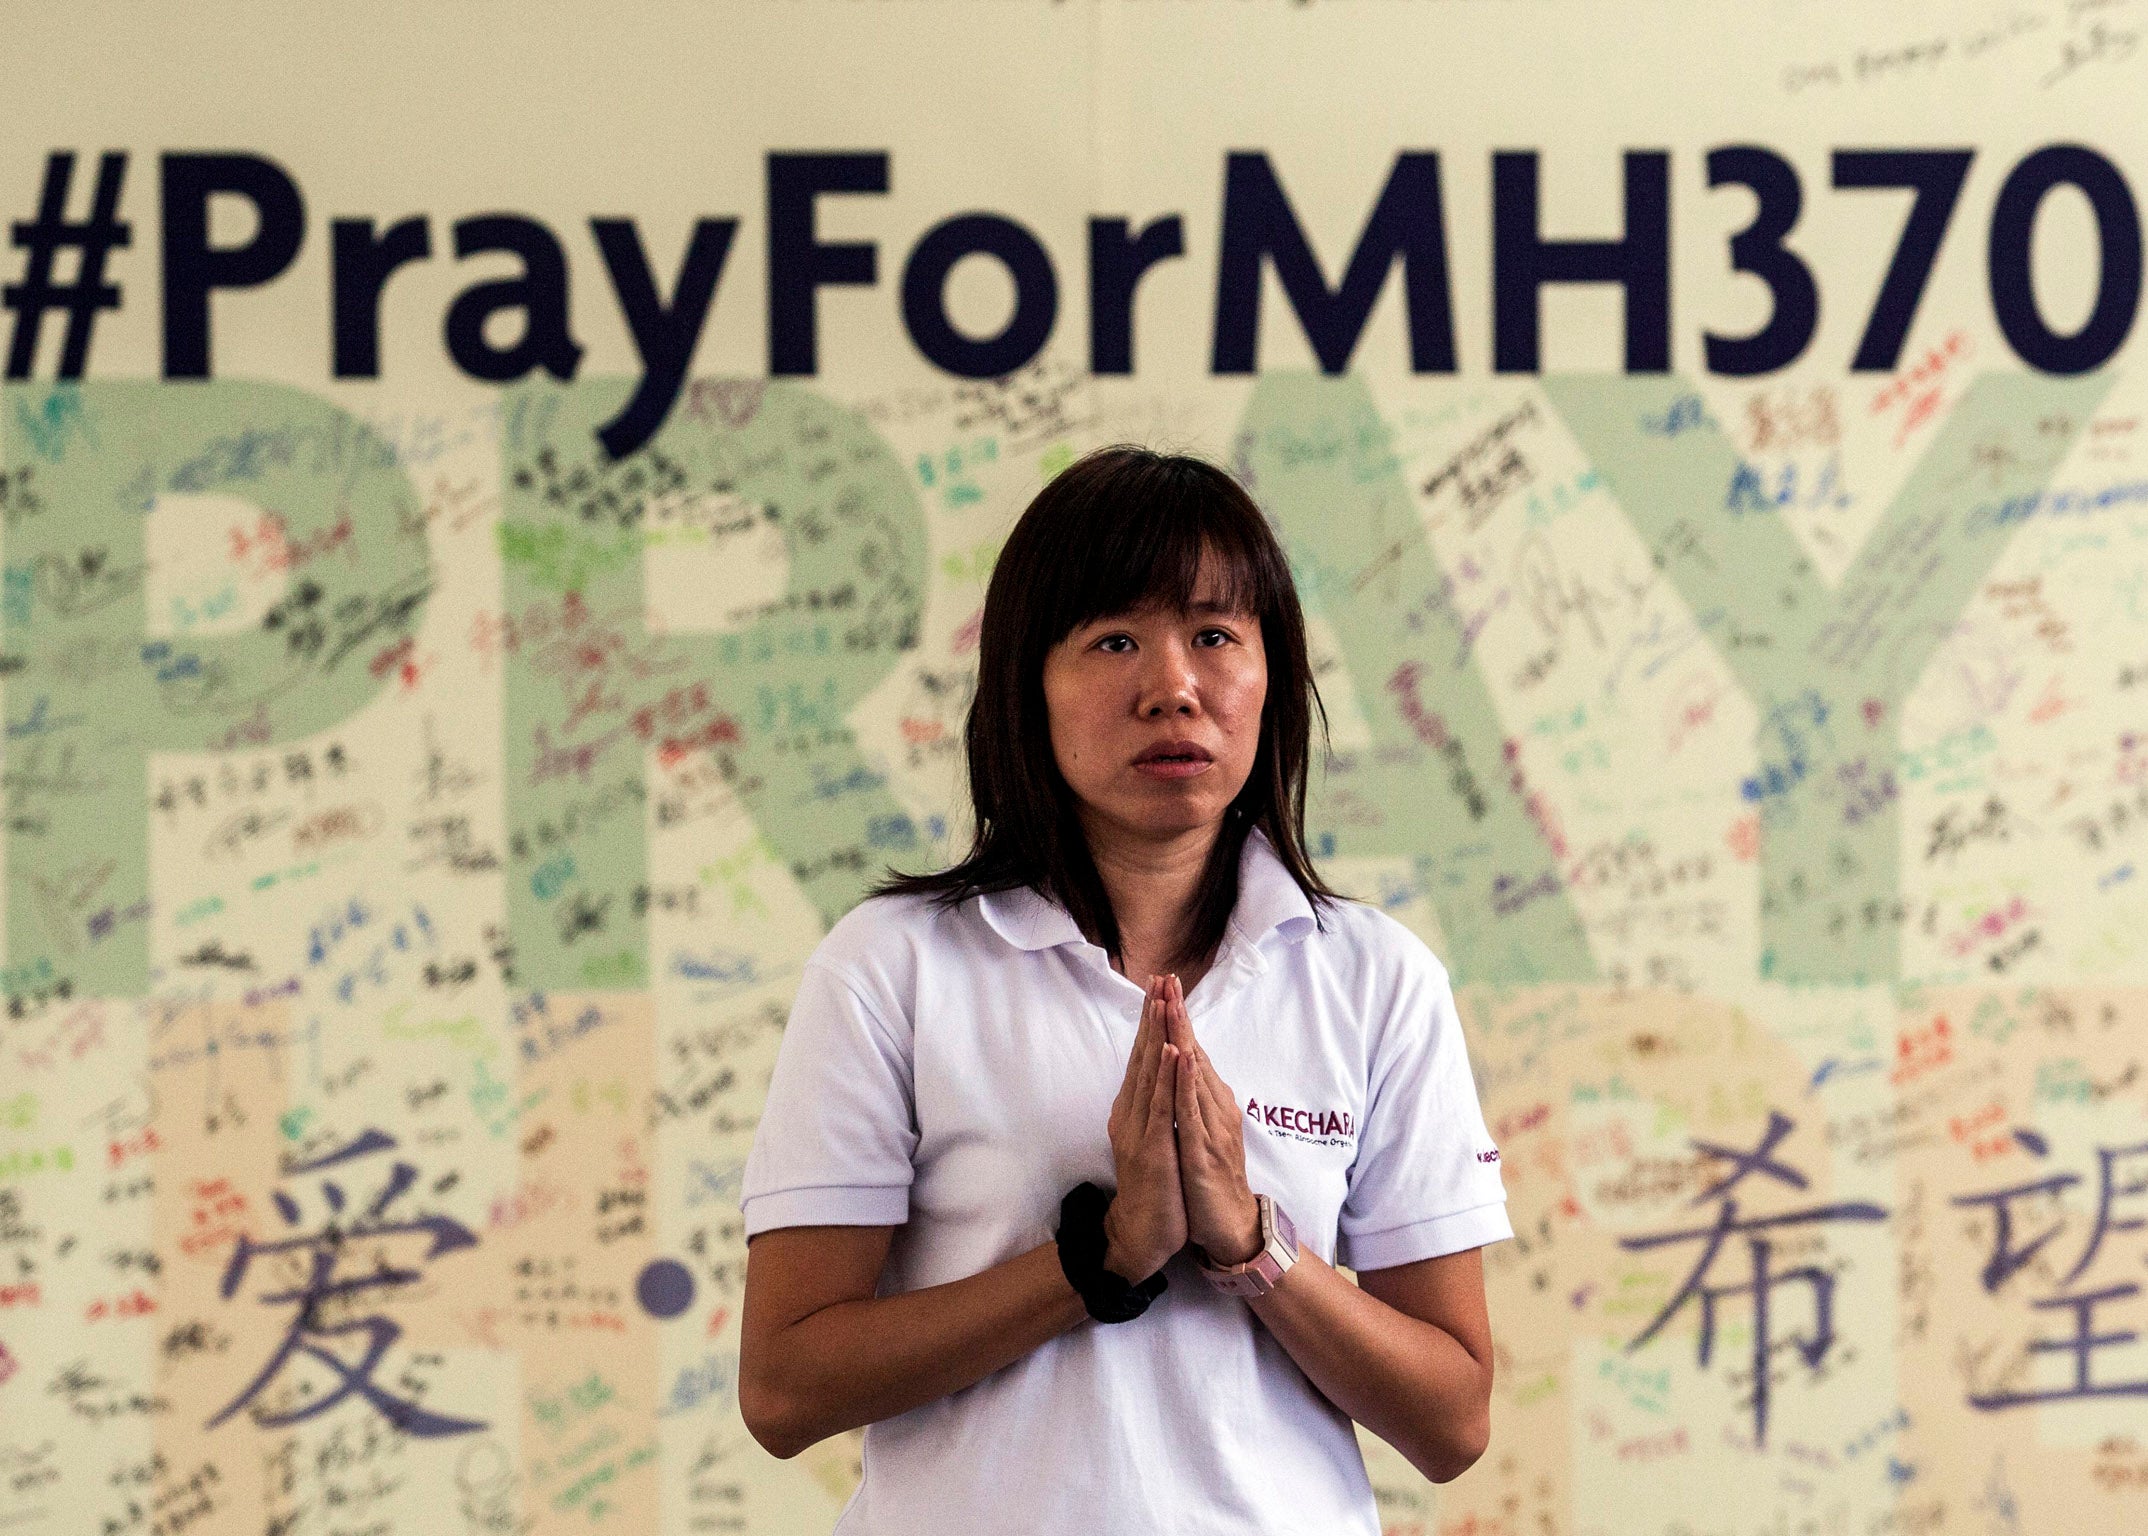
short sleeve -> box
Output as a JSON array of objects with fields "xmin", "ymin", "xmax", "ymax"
[
  {"xmin": 1336, "ymin": 940, "xmax": 1511, "ymax": 1270},
  {"xmin": 739, "ymin": 957, "xmax": 919, "ymax": 1238}
]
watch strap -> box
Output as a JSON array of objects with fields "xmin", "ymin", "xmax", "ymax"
[{"xmin": 1199, "ymin": 1194, "xmax": 1299, "ymax": 1296}]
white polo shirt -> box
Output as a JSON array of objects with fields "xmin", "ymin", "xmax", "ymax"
[{"xmin": 739, "ymin": 826, "xmax": 1511, "ymax": 1535}]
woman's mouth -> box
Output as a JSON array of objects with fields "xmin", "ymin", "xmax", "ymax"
[
  {"xmin": 1133, "ymin": 745, "xmax": 1214, "ymax": 779},
  {"xmin": 1134, "ymin": 756, "xmax": 1212, "ymax": 778}
]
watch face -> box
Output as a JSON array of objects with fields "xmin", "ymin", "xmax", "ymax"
[{"xmin": 1264, "ymin": 1196, "xmax": 1298, "ymax": 1261}]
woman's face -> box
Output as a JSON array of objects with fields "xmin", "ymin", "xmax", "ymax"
[{"xmin": 1040, "ymin": 546, "xmax": 1268, "ymax": 849}]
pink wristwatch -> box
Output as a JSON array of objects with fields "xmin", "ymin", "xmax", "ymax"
[{"xmin": 1198, "ymin": 1193, "xmax": 1300, "ymax": 1296}]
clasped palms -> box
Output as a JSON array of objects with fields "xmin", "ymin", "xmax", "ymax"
[{"xmin": 1103, "ymin": 972, "xmax": 1261, "ymax": 1280}]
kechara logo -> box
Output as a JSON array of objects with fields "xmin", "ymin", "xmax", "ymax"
[{"xmin": 1244, "ymin": 1097, "xmax": 1354, "ymax": 1148}]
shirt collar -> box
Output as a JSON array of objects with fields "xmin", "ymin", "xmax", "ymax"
[{"xmin": 975, "ymin": 825, "xmax": 1318, "ymax": 958}]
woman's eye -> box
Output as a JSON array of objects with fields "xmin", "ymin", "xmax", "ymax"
[{"xmin": 1096, "ymin": 628, "xmax": 1232, "ymax": 653}]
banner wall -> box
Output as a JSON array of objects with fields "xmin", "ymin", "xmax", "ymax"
[{"xmin": 5, "ymin": 3, "xmax": 2148, "ymax": 1532}]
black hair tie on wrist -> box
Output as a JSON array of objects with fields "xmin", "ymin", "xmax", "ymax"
[{"xmin": 1057, "ymin": 1182, "xmax": 1167, "ymax": 1323}]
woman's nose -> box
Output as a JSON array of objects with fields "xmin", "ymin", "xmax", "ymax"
[{"xmin": 1139, "ymin": 643, "xmax": 1199, "ymax": 715}]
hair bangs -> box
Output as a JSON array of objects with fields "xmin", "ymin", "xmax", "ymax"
[{"xmin": 1048, "ymin": 458, "xmax": 1274, "ymax": 643}]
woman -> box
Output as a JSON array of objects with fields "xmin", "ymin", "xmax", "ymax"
[{"xmin": 737, "ymin": 445, "xmax": 1510, "ymax": 1532}]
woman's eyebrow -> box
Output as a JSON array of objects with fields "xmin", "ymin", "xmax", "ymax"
[{"xmin": 1090, "ymin": 595, "xmax": 1248, "ymax": 623}]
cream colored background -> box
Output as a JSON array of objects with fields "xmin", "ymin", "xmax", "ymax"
[{"xmin": 4, "ymin": 3, "xmax": 2148, "ymax": 1533}]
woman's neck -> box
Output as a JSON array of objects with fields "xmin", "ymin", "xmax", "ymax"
[
  {"xmin": 1109, "ymin": 942, "xmax": 1219, "ymax": 997},
  {"xmin": 1087, "ymin": 818, "xmax": 1221, "ymax": 982}
]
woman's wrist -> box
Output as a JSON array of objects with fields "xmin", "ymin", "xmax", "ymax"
[
  {"xmin": 1063, "ymin": 1185, "xmax": 1169, "ymax": 1323},
  {"xmin": 1196, "ymin": 1194, "xmax": 1266, "ymax": 1269},
  {"xmin": 1099, "ymin": 1202, "xmax": 1149, "ymax": 1283}
]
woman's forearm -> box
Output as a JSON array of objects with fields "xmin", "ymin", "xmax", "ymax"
[
  {"xmin": 1245, "ymin": 1251, "xmax": 1492, "ymax": 1483},
  {"xmin": 755, "ymin": 1240, "xmax": 1093, "ymax": 1458}
]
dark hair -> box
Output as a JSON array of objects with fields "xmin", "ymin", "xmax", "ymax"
[{"xmin": 866, "ymin": 443, "xmax": 1350, "ymax": 970}]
